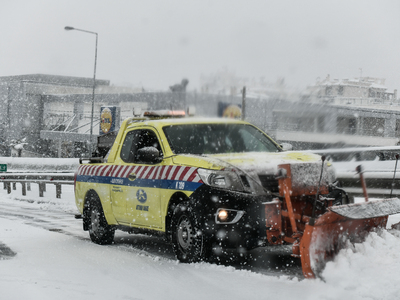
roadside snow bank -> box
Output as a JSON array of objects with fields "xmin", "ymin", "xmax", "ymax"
[
  {"xmin": 0, "ymin": 157, "xmax": 79, "ymax": 172},
  {"xmin": 320, "ymin": 229, "xmax": 400, "ymax": 300}
]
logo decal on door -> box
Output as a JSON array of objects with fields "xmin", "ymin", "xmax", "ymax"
[{"xmin": 136, "ymin": 189, "xmax": 147, "ymax": 203}]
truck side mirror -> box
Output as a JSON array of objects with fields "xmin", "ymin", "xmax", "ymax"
[
  {"xmin": 280, "ymin": 143, "xmax": 293, "ymax": 151},
  {"xmin": 137, "ymin": 147, "xmax": 161, "ymax": 164}
]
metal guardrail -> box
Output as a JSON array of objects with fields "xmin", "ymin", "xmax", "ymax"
[
  {"xmin": 0, "ymin": 169, "xmax": 397, "ymax": 202},
  {"xmin": 0, "ymin": 173, "xmax": 74, "ymax": 198},
  {"xmin": 337, "ymin": 171, "xmax": 400, "ymax": 201}
]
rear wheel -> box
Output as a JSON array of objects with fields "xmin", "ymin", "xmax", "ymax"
[
  {"xmin": 86, "ymin": 194, "xmax": 115, "ymax": 245},
  {"xmin": 171, "ymin": 202, "xmax": 204, "ymax": 263}
]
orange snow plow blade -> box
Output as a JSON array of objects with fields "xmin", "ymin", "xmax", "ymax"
[
  {"xmin": 300, "ymin": 198, "xmax": 400, "ymax": 278},
  {"xmin": 273, "ymin": 162, "xmax": 400, "ymax": 279}
]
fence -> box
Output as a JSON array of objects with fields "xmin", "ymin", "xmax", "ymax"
[
  {"xmin": 0, "ymin": 169, "xmax": 397, "ymax": 202},
  {"xmin": 1, "ymin": 173, "xmax": 74, "ymax": 198},
  {"xmin": 0, "ymin": 158, "xmax": 399, "ymax": 202}
]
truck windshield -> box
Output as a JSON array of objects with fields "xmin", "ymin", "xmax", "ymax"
[{"xmin": 163, "ymin": 123, "xmax": 281, "ymax": 154}]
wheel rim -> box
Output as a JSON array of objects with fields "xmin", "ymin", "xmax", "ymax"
[{"xmin": 177, "ymin": 216, "xmax": 193, "ymax": 251}]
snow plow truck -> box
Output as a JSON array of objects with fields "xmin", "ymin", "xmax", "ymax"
[{"xmin": 74, "ymin": 111, "xmax": 400, "ymax": 278}]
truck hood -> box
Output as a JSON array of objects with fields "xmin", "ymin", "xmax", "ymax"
[
  {"xmin": 172, "ymin": 151, "xmax": 329, "ymax": 195},
  {"xmin": 172, "ymin": 151, "xmax": 323, "ymax": 174}
]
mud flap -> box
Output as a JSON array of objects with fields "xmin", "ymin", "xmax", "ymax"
[{"xmin": 299, "ymin": 198, "xmax": 400, "ymax": 279}]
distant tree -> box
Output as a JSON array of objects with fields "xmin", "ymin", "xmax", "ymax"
[{"xmin": 170, "ymin": 79, "xmax": 189, "ymax": 92}]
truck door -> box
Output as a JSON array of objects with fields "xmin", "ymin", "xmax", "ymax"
[{"xmin": 111, "ymin": 128, "xmax": 163, "ymax": 228}]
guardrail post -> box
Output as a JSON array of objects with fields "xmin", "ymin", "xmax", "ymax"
[
  {"xmin": 21, "ymin": 182, "xmax": 26, "ymax": 196},
  {"xmin": 39, "ymin": 183, "xmax": 45, "ymax": 197},
  {"xmin": 56, "ymin": 184, "xmax": 61, "ymax": 198},
  {"xmin": 0, "ymin": 174, "xmax": 74, "ymax": 199}
]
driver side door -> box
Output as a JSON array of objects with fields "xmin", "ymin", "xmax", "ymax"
[{"xmin": 111, "ymin": 128, "xmax": 163, "ymax": 229}]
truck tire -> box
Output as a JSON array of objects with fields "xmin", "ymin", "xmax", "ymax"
[
  {"xmin": 87, "ymin": 195, "xmax": 115, "ymax": 245},
  {"xmin": 171, "ymin": 202, "xmax": 204, "ymax": 263}
]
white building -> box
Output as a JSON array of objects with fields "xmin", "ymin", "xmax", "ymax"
[{"xmin": 304, "ymin": 74, "xmax": 397, "ymax": 104}]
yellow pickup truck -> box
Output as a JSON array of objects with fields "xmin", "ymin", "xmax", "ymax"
[{"xmin": 74, "ymin": 112, "xmax": 343, "ymax": 264}]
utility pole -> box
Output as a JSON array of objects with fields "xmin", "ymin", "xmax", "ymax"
[
  {"xmin": 6, "ymin": 85, "xmax": 10, "ymax": 156},
  {"xmin": 241, "ymin": 86, "xmax": 246, "ymax": 121},
  {"xmin": 64, "ymin": 26, "xmax": 98, "ymax": 157}
]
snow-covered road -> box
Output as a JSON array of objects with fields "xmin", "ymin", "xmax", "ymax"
[{"xmin": 1, "ymin": 183, "xmax": 400, "ymax": 299}]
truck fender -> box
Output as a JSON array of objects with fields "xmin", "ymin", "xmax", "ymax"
[{"xmin": 83, "ymin": 189, "xmax": 118, "ymax": 229}]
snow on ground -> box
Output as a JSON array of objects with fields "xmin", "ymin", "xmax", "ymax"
[{"xmin": 0, "ymin": 184, "xmax": 400, "ymax": 299}]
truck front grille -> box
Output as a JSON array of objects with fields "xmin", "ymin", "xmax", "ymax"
[{"xmin": 258, "ymin": 175, "xmax": 279, "ymax": 193}]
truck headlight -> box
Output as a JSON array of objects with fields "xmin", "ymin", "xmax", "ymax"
[
  {"xmin": 197, "ymin": 168, "xmax": 244, "ymax": 192},
  {"xmin": 215, "ymin": 208, "xmax": 245, "ymax": 224}
]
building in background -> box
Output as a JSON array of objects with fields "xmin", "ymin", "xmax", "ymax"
[
  {"xmin": 0, "ymin": 74, "xmax": 226, "ymax": 157},
  {"xmin": 0, "ymin": 74, "xmax": 148, "ymax": 157},
  {"xmin": 1, "ymin": 73, "xmax": 400, "ymax": 157},
  {"xmin": 303, "ymin": 74, "xmax": 397, "ymax": 104},
  {"xmin": 247, "ymin": 75, "xmax": 400, "ymax": 149}
]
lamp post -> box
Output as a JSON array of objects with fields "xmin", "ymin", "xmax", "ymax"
[{"xmin": 64, "ymin": 26, "xmax": 98, "ymax": 157}]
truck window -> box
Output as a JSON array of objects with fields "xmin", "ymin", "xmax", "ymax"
[
  {"xmin": 163, "ymin": 123, "xmax": 281, "ymax": 154},
  {"xmin": 120, "ymin": 129, "xmax": 162, "ymax": 163}
]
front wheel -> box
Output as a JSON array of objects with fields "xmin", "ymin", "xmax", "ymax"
[
  {"xmin": 171, "ymin": 202, "xmax": 205, "ymax": 263},
  {"xmin": 86, "ymin": 194, "xmax": 115, "ymax": 245}
]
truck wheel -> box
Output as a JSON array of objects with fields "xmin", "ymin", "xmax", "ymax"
[
  {"xmin": 171, "ymin": 202, "xmax": 204, "ymax": 263},
  {"xmin": 87, "ymin": 196, "xmax": 115, "ymax": 245}
]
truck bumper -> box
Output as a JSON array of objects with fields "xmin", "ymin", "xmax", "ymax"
[{"xmin": 189, "ymin": 185, "xmax": 269, "ymax": 251}]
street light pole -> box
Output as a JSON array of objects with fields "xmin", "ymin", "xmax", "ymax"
[{"xmin": 64, "ymin": 26, "xmax": 98, "ymax": 157}]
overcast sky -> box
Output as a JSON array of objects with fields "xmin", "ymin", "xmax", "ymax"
[{"xmin": 1, "ymin": 0, "xmax": 400, "ymax": 92}]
